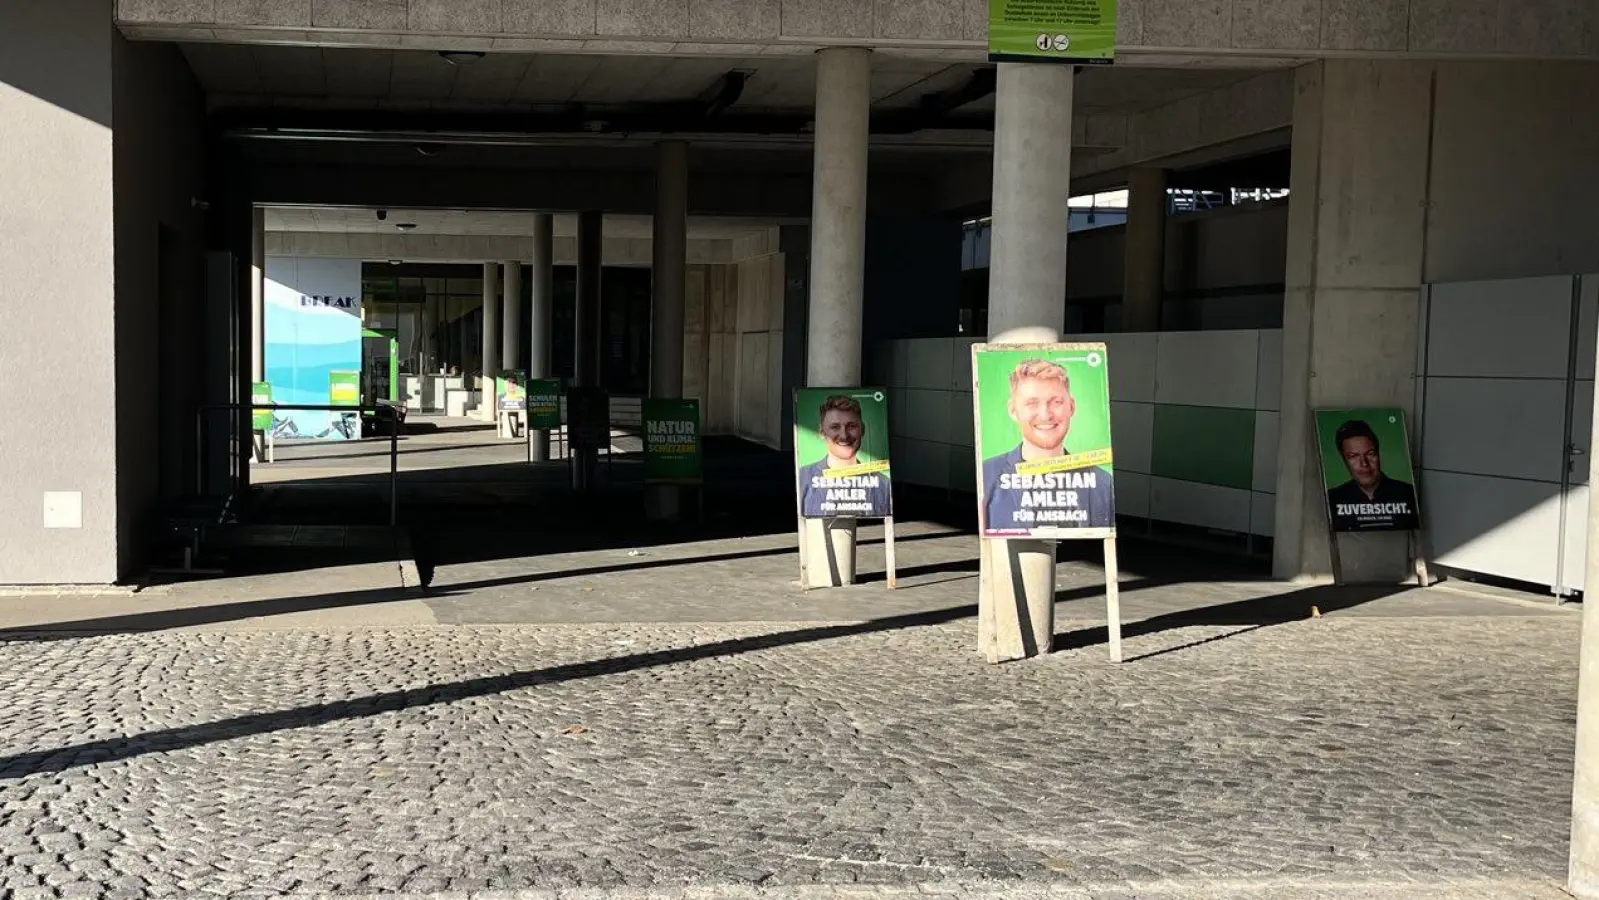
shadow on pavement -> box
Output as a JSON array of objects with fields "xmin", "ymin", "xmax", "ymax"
[
  {"xmin": 0, "ymin": 581, "xmax": 1405, "ymax": 778},
  {"xmin": 1055, "ymin": 583, "xmax": 1408, "ymax": 660}
]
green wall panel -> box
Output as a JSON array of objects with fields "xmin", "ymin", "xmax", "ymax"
[{"xmin": 1150, "ymin": 405, "xmax": 1257, "ymax": 490}]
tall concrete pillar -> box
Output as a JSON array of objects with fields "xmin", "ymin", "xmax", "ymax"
[
  {"xmin": 1273, "ymin": 60, "xmax": 1431, "ymax": 585},
  {"xmin": 1574, "ymin": 386, "xmax": 1599, "ymax": 896},
  {"xmin": 502, "ymin": 261, "xmax": 522, "ymax": 371},
  {"xmin": 1122, "ymin": 167, "xmax": 1168, "ymax": 332},
  {"xmin": 649, "ymin": 141, "xmax": 690, "ymax": 519},
  {"xmin": 801, "ymin": 46, "xmax": 872, "ymax": 588},
  {"xmin": 530, "ymin": 213, "xmax": 555, "ymax": 461},
  {"xmin": 250, "ymin": 207, "xmax": 265, "ymax": 383},
  {"xmin": 978, "ymin": 62, "xmax": 1076, "ymax": 663},
  {"xmin": 422, "ymin": 296, "xmax": 438, "ymax": 373},
  {"xmin": 250, "ymin": 207, "xmax": 266, "ymax": 456},
  {"xmin": 480, "ymin": 262, "xmax": 500, "ymax": 422},
  {"xmin": 575, "ymin": 212, "xmax": 603, "ymax": 388},
  {"xmin": 574, "ymin": 211, "xmax": 604, "ymax": 488}
]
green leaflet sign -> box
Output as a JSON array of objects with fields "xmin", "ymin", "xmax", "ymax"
[
  {"xmin": 643, "ymin": 399, "xmax": 702, "ymax": 483},
  {"xmin": 989, "ymin": 0, "xmax": 1117, "ymax": 63},
  {"xmin": 527, "ymin": 379, "xmax": 562, "ymax": 429},
  {"xmin": 251, "ymin": 382, "xmax": 273, "ymax": 432},
  {"xmin": 329, "ymin": 370, "xmax": 361, "ymax": 406}
]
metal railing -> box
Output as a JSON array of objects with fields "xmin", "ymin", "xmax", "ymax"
[{"xmin": 197, "ymin": 403, "xmax": 402, "ymax": 526}]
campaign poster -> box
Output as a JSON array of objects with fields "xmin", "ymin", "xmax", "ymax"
[
  {"xmin": 793, "ymin": 388, "xmax": 892, "ymax": 519},
  {"xmin": 528, "ymin": 379, "xmax": 562, "ymax": 429},
  {"xmin": 497, "ymin": 370, "xmax": 527, "ymax": 411},
  {"xmin": 973, "ymin": 344, "xmax": 1116, "ymax": 538},
  {"xmin": 1315, "ymin": 408, "xmax": 1421, "ymax": 532},
  {"xmin": 643, "ymin": 398, "xmax": 701, "ymax": 483},
  {"xmin": 251, "ymin": 382, "xmax": 273, "ymax": 432}
]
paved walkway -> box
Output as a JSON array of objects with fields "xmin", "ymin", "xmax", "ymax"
[{"xmin": 0, "ymin": 574, "xmax": 1581, "ymax": 898}]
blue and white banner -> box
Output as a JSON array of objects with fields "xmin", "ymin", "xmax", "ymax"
[{"xmin": 264, "ymin": 257, "xmax": 364, "ymax": 440}]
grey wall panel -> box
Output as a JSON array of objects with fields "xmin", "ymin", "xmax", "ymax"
[
  {"xmin": 1421, "ymin": 376, "xmax": 1569, "ymax": 482},
  {"xmin": 1155, "ymin": 330, "xmax": 1259, "ymax": 409},
  {"xmin": 1579, "ymin": 275, "xmax": 1599, "ymax": 380},
  {"xmin": 1564, "ymin": 484, "xmax": 1589, "ymax": 593},
  {"xmin": 1150, "ymin": 477, "xmax": 1253, "ymax": 533},
  {"xmin": 1572, "ymin": 380, "xmax": 1594, "ymax": 487},
  {"xmin": 1117, "ymin": 471, "xmax": 1151, "ymax": 519},
  {"xmin": 1425, "ymin": 276, "xmax": 1573, "ymax": 378},
  {"xmin": 1110, "ymin": 401, "xmax": 1154, "ymax": 474},
  {"xmin": 1423, "ymin": 469, "xmax": 1562, "ymax": 588}
]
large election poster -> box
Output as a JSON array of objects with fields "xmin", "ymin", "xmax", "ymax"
[
  {"xmin": 1314, "ymin": 407, "xmax": 1422, "ymax": 532},
  {"xmin": 263, "ymin": 257, "xmax": 364, "ymax": 440},
  {"xmin": 973, "ymin": 343, "xmax": 1116, "ymax": 538},
  {"xmin": 793, "ymin": 388, "xmax": 893, "ymax": 519}
]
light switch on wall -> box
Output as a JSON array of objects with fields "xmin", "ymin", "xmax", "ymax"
[{"xmin": 43, "ymin": 492, "xmax": 82, "ymax": 529}]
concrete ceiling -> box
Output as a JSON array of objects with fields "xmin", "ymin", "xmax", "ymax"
[
  {"xmin": 263, "ymin": 207, "xmax": 778, "ymax": 240},
  {"xmin": 182, "ymin": 44, "xmax": 1272, "ymax": 118}
]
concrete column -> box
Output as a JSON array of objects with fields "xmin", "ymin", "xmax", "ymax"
[
  {"xmin": 978, "ymin": 62, "xmax": 1076, "ymax": 663},
  {"xmin": 502, "ymin": 261, "xmax": 521, "ymax": 371},
  {"xmin": 480, "ymin": 262, "xmax": 500, "ymax": 422},
  {"xmin": 250, "ymin": 206, "xmax": 265, "ymax": 383},
  {"xmin": 422, "ymin": 296, "xmax": 438, "ymax": 372},
  {"xmin": 530, "ymin": 213, "xmax": 554, "ymax": 461},
  {"xmin": 1272, "ymin": 60, "xmax": 1431, "ymax": 585},
  {"xmin": 250, "ymin": 207, "xmax": 266, "ymax": 456},
  {"xmin": 574, "ymin": 211, "xmax": 603, "ymax": 489},
  {"xmin": 1121, "ymin": 167, "xmax": 1168, "ymax": 332},
  {"xmin": 1573, "ymin": 379, "xmax": 1599, "ymax": 897},
  {"xmin": 649, "ymin": 141, "xmax": 690, "ymax": 519},
  {"xmin": 801, "ymin": 46, "xmax": 872, "ymax": 588},
  {"xmin": 575, "ymin": 211, "xmax": 603, "ymax": 388}
]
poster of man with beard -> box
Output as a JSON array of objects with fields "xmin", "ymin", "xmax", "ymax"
[
  {"xmin": 1315, "ymin": 408, "xmax": 1421, "ymax": 532},
  {"xmin": 794, "ymin": 389, "xmax": 893, "ymax": 519},
  {"xmin": 973, "ymin": 345, "xmax": 1116, "ymax": 538}
]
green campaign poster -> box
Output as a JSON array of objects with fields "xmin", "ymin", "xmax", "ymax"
[
  {"xmin": 251, "ymin": 382, "xmax": 273, "ymax": 432},
  {"xmin": 497, "ymin": 370, "xmax": 527, "ymax": 411},
  {"xmin": 643, "ymin": 398, "xmax": 702, "ymax": 483},
  {"xmin": 527, "ymin": 379, "xmax": 562, "ymax": 429},
  {"xmin": 989, "ymin": 0, "xmax": 1117, "ymax": 63},
  {"xmin": 973, "ymin": 344, "xmax": 1115, "ymax": 538},
  {"xmin": 329, "ymin": 370, "xmax": 361, "ymax": 407},
  {"xmin": 1314, "ymin": 407, "xmax": 1421, "ymax": 533},
  {"xmin": 793, "ymin": 387, "xmax": 892, "ymax": 519}
]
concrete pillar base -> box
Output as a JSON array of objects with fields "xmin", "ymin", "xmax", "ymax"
[
  {"xmin": 978, "ymin": 538, "xmax": 1057, "ymax": 662},
  {"xmin": 531, "ymin": 432, "xmax": 551, "ymax": 462},
  {"xmin": 645, "ymin": 484, "xmax": 683, "ymax": 521},
  {"xmin": 802, "ymin": 518, "xmax": 858, "ymax": 588}
]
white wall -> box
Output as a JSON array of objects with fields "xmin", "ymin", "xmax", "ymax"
[
  {"xmin": 732, "ymin": 239, "xmax": 789, "ymax": 449},
  {"xmin": 1425, "ymin": 62, "xmax": 1599, "ymax": 283},
  {"xmin": 0, "ymin": 2, "xmax": 118, "ymax": 583}
]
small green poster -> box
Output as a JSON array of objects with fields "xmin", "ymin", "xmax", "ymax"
[
  {"xmin": 251, "ymin": 382, "xmax": 273, "ymax": 432},
  {"xmin": 497, "ymin": 370, "xmax": 527, "ymax": 411},
  {"xmin": 527, "ymin": 379, "xmax": 562, "ymax": 429},
  {"xmin": 989, "ymin": 0, "xmax": 1117, "ymax": 63},
  {"xmin": 1314, "ymin": 407, "xmax": 1421, "ymax": 533},
  {"xmin": 643, "ymin": 398, "xmax": 702, "ymax": 483},
  {"xmin": 329, "ymin": 370, "xmax": 361, "ymax": 407},
  {"xmin": 973, "ymin": 344, "xmax": 1115, "ymax": 538},
  {"xmin": 793, "ymin": 388, "xmax": 893, "ymax": 519}
]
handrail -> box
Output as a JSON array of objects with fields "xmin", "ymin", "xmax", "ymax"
[{"xmin": 196, "ymin": 402, "xmax": 401, "ymax": 526}]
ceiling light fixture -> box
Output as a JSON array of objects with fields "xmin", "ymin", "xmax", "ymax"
[
  {"xmin": 396, "ymin": 222, "xmax": 418, "ymax": 232},
  {"xmin": 388, "ymin": 259, "xmax": 403, "ymax": 266},
  {"xmin": 438, "ymin": 50, "xmax": 486, "ymax": 65}
]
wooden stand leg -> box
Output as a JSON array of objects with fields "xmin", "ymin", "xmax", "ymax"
[{"xmin": 1104, "ymin": 536, "xmax": 1123, "ymax": 664}]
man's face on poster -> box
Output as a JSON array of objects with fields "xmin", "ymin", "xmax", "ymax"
[
  {"xmin": 1340, "ymin": 436, "xmax": 1382, "ymax": 489},
  {"xmin": 820, "ymin": 408, "xmax": 863, "ymax": 463},
  {"xmin": 1009, "ymin": 376, "xmax": 1073, "ymax": 454}
]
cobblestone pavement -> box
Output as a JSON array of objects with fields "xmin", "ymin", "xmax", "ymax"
[{"xmin": 0, "ymin": 610, "xmax": 1580, "ymax": 898}]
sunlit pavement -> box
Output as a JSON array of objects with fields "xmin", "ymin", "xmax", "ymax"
[{"xmin": 0, "ymin": 598, "xmax": 1579, "ymax": 898}]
